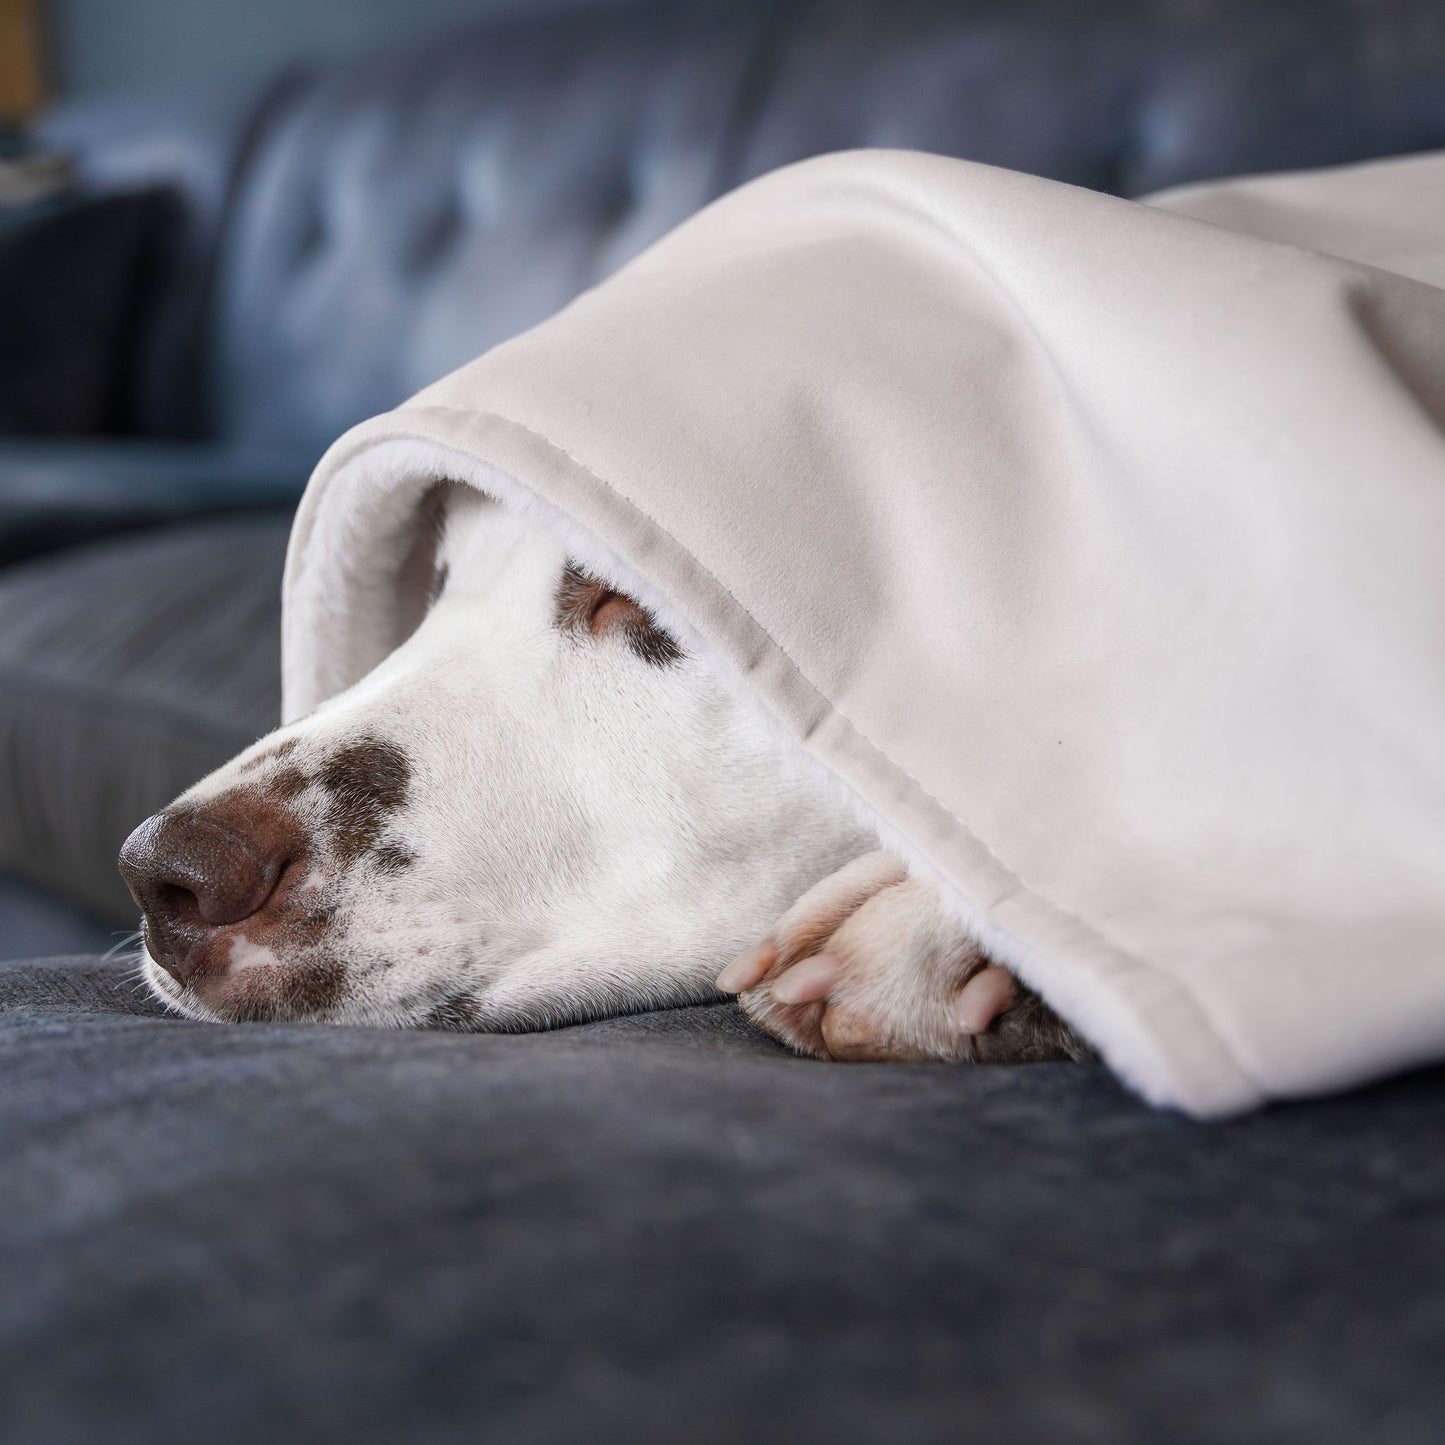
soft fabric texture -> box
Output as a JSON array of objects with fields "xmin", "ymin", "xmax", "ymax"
[
  {"xmin": 282, "ymin": 149, "xmax": 1445, "ymax": 1119},
  {"xmin": 1, "ymin": 952, "xmax": 1443, "ymax": 1444}
]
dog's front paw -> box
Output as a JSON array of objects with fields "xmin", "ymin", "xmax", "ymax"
[{"xmin": 717, "ymin": 851, "xmax": 1089, "ymax": 1064}]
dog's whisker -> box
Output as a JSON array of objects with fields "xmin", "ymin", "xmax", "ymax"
[{"xmin": 102, "ymin": 929, "xmax": 145, "ymax": 964}]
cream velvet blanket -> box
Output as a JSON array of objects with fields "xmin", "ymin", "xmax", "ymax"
[{"xmin": 283, "ymin": 149, "xmax": 1445, "ymax": 1117}]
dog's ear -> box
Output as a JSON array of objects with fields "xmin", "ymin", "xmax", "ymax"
[{"xmin": 554, "ymin": 561, "xmax": 683, "ymax": 667}]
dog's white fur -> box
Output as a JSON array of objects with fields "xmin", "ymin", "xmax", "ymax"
[
  {"xmin": 140, "ymin": 489, "xmax": 877, "ymax": 1028},
  {"xmin": 134, "ymin": 487, "xmax": 1078, "ymax": 1062}
]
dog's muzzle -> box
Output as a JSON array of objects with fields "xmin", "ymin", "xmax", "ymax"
[{"xmin": 118, "ymin": 801, "xmax": 303, "ymax": 987}]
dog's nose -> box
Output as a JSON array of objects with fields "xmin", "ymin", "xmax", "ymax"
[{"xmin": 118, "ymin": 807, "xmax": 298, "ymax": 986}]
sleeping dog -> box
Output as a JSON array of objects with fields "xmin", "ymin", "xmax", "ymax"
[{"xmin": 119, "ymin": 487, "xmax": 1087, "ymax": 1065}]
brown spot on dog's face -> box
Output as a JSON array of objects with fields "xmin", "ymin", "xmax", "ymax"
[
  {"xmin": 554, "ymin": 560, "xmax": 683, "ymax": 667},
  {"xmin": 373, "ymin": 843, "xmax": 415, "ymax": 875},
  {"xmin": 239, "ymin": 737, "xmax": 299, "ymax": 773},
  {"xmin": 317, "ymin": 736, "xmax": 413, "ymax": 863},
  {"xmin": 270, "ymin": 767, "xmax": 309, "ymax": 802},
  {"xmin": 129, "ymin": 776, "xmax": 355, "ymax": 1022},
  {"xmin": 290, "ymin": 902, "xmax": 340, "ymax": 947},
  {"xmin": 138, "ymin": 730, "xmax": 424, "ymax": 1026},
  {"xmin": 219, "ymin": 955, "xmax": 347, "ymax": 1023},
  {"xmin": 422, "ymin": 993, "xmax": 486, "ymax": 1031}
]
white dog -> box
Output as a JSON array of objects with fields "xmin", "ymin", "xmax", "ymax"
[{"xmin": 119, "ymin": 487, "xmax": 1087, "ymax": 1065}]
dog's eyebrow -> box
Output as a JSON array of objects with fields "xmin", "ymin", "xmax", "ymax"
[{"xmin": 554, "ymin": 560, "xmax": 684, "ymax": 668}]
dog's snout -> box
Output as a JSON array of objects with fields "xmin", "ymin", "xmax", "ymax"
[
  {"xmin": 120, "ymin": 813, "xmax": 280, "ymax": 926},
  {"xmin": 119, "ymin": 805, "xmax": 300, "ymax": 985}
]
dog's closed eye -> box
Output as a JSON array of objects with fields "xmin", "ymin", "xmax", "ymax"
[{"xmin": 554, "ymin": 560, "xmax": 683, "ymax": 667}]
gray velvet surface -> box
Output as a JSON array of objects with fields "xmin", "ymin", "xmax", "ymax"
[
  {"xmin": 2, "ymin": 953, "xmax": 1442, "ymax": 1444},
  {"xmin": 0, "ymin": 439, "xmax": 304, "ymax": 563},
  {"xmin": 0, "ymin": 873, "xmax": 113, "ymax": 961},
  {"xmin": 0, "ymin": 515, "xmax": 289, "ymax": 923}
]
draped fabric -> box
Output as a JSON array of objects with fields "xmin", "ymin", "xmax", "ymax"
[{"xmin": 283, "ymin": 150, "xmax": 1445, "ymax": 1116}]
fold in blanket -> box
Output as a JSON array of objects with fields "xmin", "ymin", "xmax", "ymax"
[{"xmin": 283, "ymin": 149, "xmax": 1445, "ymax": 1117}]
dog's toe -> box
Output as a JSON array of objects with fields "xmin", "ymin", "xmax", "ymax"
[
  {"xmin": 954, "ymin": 964, "xmax": 1018, "ymax": 1033},
  {"xmin": 714, "ymin": 939, "xmax": 777, "ymax": 994},
  {"xmin": 725, "ymin": 851, "xmax": 1087, "ymax": 1065},
  {"xmin": 768, "ymin": 953, "xmax": 841, "ymax": 1004}
]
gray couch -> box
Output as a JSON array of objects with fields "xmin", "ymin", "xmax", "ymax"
[
  {"xmin": 2, "ymin": 954, "xmax": 1443, "ymax": 1444},
  {"xmin": 3, "ymin": 3, "xmax": 1445, "ymax": 1439},
  {"xmin": 9, "ymin": 0, "xmax": 1445, "ymax": 940}
]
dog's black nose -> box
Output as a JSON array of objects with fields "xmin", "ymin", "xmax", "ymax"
[{"xmin": 118, "ymin": 807, "xmax": 298, "ymax": 986}]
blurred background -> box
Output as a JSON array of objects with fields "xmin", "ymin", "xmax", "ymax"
[{"xmin": 2, "ymin": 0, "xmax": 1445, "ymax": 960}]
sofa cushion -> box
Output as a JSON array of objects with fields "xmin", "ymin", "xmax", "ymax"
[
  {"xmin": 741, "ymin": 0, "xmax": 1445, "ymax": 195},
  {"xmin": 0, "ymin": 438, "xmax": 305, "ymax": 564},
  {"xmin": 0, "ymin": 514, "xmax": 289, "ymax": 923},
  {"xmin": 0, "ymin": 872, "xmax": 112, "ymax": 961},
  {"xmin": 1, "ymin": 952, "xmax": 1442, "ymax": 1444},
  {"xmin": 0, "ymin": 190, "xmax": 165, "ymax": 436}
]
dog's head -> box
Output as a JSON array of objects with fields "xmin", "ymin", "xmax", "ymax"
[{"xmin": 119, "ymin": 486, "xmax": 870, "ymax": 1028}]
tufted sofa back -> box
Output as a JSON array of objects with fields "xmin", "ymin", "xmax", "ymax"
[
  {"xmin": 737, "ymin": 0, "xmax": 1445, "ymax": 198},
  {"xmin": 215, "ymin": 3, "xmax": 774, "ymax": 453},
  {"xmin": 64, "ymin": 0, "xmax": 1445, "ymax": 455}
]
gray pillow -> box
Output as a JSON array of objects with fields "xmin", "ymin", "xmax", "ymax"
[{"xmin": 0, "ymin": 513, "xmax": 289, "ymax": 922}]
